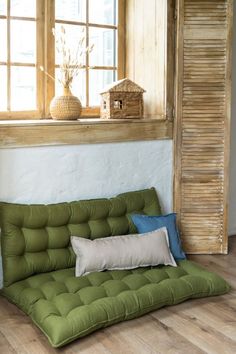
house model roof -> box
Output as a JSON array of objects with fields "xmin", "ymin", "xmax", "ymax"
[{"xmin": 100, "ymin": 78, "xmax": 146, "ymax": 94}]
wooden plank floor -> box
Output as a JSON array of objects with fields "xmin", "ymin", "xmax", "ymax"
[{"xmin": 1, "ymin": 237, "xmax": 236, "ymax": 354}]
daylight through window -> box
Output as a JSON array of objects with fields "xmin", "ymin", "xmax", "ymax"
[
  {"xmin": 0, "ymin": 0, "xmax": 38, "ymax": 115},
  {"xmin": 55, "ymin": 0, "xmax": 118, "ymax": 109},
  {"xmin": 0, "ymin": 0, "xmax": 123, "ymax": 118}
]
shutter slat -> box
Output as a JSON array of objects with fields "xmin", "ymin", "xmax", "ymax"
[{"xmin": 174, "ymin": 0, "xmax": 232, "ymax": 254}]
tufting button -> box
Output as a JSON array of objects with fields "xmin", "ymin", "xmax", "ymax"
[
  {"xmin": 102, "ymin": 280, "xmax": 129, "ymax": 296},
  {"xmin": 54, "ymin": 293, "xmax": 83, "ymax": 317},
  {"xmin": 122, "ymin": 274, "xmax": 150, "ymax": 290},
  {"xmin": 41, "ymin": 281, "xmax": 68, "ymax": 300},
  {"xmin": 78, "ymin": 286, "xmax": 107, "ymax": 305},
  {"xmin": 87, "ymin": 272, "xmax": 112, "ymax": 286}
]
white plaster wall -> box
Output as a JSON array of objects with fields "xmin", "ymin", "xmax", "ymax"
[
  {"xmin": 228, "ymin": 1, "xmax": 236, "ymax": 236},
  {"xmin": 0, "ymin": 140, "xmax": 173, "ymax": 287}
]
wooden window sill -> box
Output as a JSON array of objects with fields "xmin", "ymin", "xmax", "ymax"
[{"xmin": 0, "ymin": 118, "xmax": 173, "ymax": 148}]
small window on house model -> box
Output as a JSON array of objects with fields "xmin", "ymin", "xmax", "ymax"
[
  {"xmin": 114, "ymin": 100, "xmax": 123, "ymax": 109},
  {"xmin": 0, "ymin": 0, "xmax": 125, "ymax": 119}
]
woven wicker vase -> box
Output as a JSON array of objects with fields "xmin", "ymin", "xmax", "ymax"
[{"xmin": 50, "ymin": 86, "xmax": 82, "ymax": 120}]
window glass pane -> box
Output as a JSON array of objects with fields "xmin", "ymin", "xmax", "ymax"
[
  {"xmin": 0, "ymin": 0, "xmax": 6, "ymax": 15},
  {"xmin": 89, "ymin": 28, "xmax": 116, "ymax": 67},
  {"xmin": 55, "ymin": 68, "xmax": 86, "ymax": 106},
  {"xmin": 89, "ymin": 69, "xmax": 116, "ymax": 106},
  {"xmin": 11, "ymin": 66, "xmax": 36, "ymax": 110},
  {"xmin": 71, "ymin": 70, "xmax": 86, "ymax": 106},
  {"xmin": 11, "ymin": 0, "xmax": 36, "ymax": 18},
  {"xmin": 11, "ymin": 20, "xmax": 36, "ymax": 63},
  {"xmin": 89, "ymin": 0, "xmax": 116, "ymax": 25},
  {"xmin": 0, "ymin": 19, "xmax": 7, "ymax": 62},
  {"xmin": 55, "ymin": 24, "xmax": 86, "ymax": 66},
  {"xmin": 55, "ymin": 0, "xmax": 86, "ymax": 22},
  {"xmin": 0, "ymin": 66, "xmax": 7, "ymax": 111}
]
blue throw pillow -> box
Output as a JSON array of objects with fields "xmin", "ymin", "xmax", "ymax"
[{"xmin": 131, "ymin": 213, "xmax": 186, "ymax": 260}]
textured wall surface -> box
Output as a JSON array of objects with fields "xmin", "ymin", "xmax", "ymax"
[
  {"xmin": 0, "ymin": 140, "xmax": 173, "ymax": 287},
  {"xmin": 229, "ymin": 1, "xmax": 236, "ymax": 236}
]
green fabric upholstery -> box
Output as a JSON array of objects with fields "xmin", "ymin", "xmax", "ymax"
[
  {"xmin": 0, "ymin": 188, "xmax": 230, "ymax": 347},
  {"xmin": 1, "ymin": 188, "xmax": 161, "ymax": 287},
  {"xmin": 2, "ymin": 262, "xmax": 230, "ymax": 347}
]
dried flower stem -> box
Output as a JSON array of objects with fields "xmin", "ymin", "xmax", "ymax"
[
  {"xmin": 41, "ymin": 25, "xmax": 94, "ymax": 88},
  {"xmin": 40, "ymin": 66, "xmax": 55, "ymax": 82}
]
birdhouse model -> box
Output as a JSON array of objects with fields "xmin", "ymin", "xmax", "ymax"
[{"xmin": 100, "ymin": 78, "xmax": 146, "ymax": 119}]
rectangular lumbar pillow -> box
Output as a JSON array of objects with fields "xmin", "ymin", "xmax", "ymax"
[
  {"xmin": 131, "ymin": 213, "xmax": 186, "ymax": 260},
  {"xmin": 71, "ymin": 227, "xmax": 176, "ymax": 277}
]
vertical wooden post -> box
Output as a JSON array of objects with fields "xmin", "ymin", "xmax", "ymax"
[
  {"xmin": 37, "ymin": 0, "xmax": 45, "ymax": 117},
  {"xmin": 44, "ymin": 0, "xmax": 55, "ymax": 117}
]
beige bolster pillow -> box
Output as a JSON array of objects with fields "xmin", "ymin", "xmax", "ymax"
[{"xmin": 71, "ymin": 227, "xmax": 176, "ymax": 277}]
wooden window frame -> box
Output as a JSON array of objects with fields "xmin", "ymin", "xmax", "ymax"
[
  {"xmin": 0, "ymin": 0, "xmax": 125, "ymax": 120},
  {"xmin": 0, "ymin": 0, "xmax": 44, "ymax": 119}
]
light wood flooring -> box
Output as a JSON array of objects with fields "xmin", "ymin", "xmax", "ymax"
[{"xmin": 1, "ymin": 237, "xmax": 236, "ymax": 354}]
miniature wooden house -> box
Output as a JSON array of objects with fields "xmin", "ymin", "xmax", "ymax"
[{"xmin": 100, "ymin": 78, "xmax": 145, "ymax": 119}]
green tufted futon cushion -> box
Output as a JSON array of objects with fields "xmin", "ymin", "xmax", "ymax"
[
  {"xmin": 0, "ymin": 188, "xmax": 230, "ymax": 347},
  {"xmin": 1, "ymin": 188, "xmax": 161, "ymax": 287},
  {"xmin": 2, "ymin": 261, "xmax": 230, "ymax": 347}
]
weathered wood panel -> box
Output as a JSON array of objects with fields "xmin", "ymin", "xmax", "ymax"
[
  {"xmin": 125, "ymin": 0, "xmax": 175, "ymax": 119},
  {"xmin": 0, "ymin": 119, "xmax": 173, "ymax": 148},
  {"xmin": 174, "ymin": 0, "xmax": 233, "ymax": 254}
]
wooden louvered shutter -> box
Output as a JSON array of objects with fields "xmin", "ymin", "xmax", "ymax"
[{"xmin": 174, "ymin": 0, "xmax": 233, "ymax": 254}]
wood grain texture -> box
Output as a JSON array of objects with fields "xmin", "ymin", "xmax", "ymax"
[
  {"xmin": 36, "ymin": 0, "xmax": 45, "ymax": 118},
  {"xmin": 125, "ymin": 0, "xmax": 173, "ymax": 118},
  {"xmin": 44, "ymin": 0, "xmax": 55, "ymax": 118},
  {"xmin": 0, "ymin": 119, "xmax": 173, "ymax": 148},
  {"xmin": 174, "ymin": 0, "xmax": 233, "ymax": 254},
  {"xmin": 166, "ymin": 0, "xmax": 175, "ymax": 120},
  {"xmin": 117, "ymin": 0, "xmax": 126, "ymax": 80},
  {"xmin": 0, "ymin": 236, "xmax": 236, "ymax": 354}
]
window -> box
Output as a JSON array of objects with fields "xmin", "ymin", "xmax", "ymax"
[
  {"xmin": 1, "ymin": 0, "xmax": 174, "ymax": 147},
  {"xmin": 114, "ymin": 100, "xmax": 122, "ymax": 109},
  {"xmin": 0, "ymin": 0, "xmax": 125, "ymax": 119},
  {"xmin": 0, "ymin": 0, "xmax": 44, "ymax": 118}
]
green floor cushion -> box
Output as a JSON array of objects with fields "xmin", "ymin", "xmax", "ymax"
[
  {"xmin": 0, "ymin": 188, "xmax": 161, "ymax": 287},
  {"xmin": 0, "ymin": 188, "xmax": 230, "ymax": 347},
  {"xmin": 1, "ymin": 261, "xmax": 229, "ymax": 347}
]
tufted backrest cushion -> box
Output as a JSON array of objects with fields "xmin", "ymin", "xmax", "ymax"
[{"xmin": 0, "ymin": 188, "xmax": 161, "ymax": 287}]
